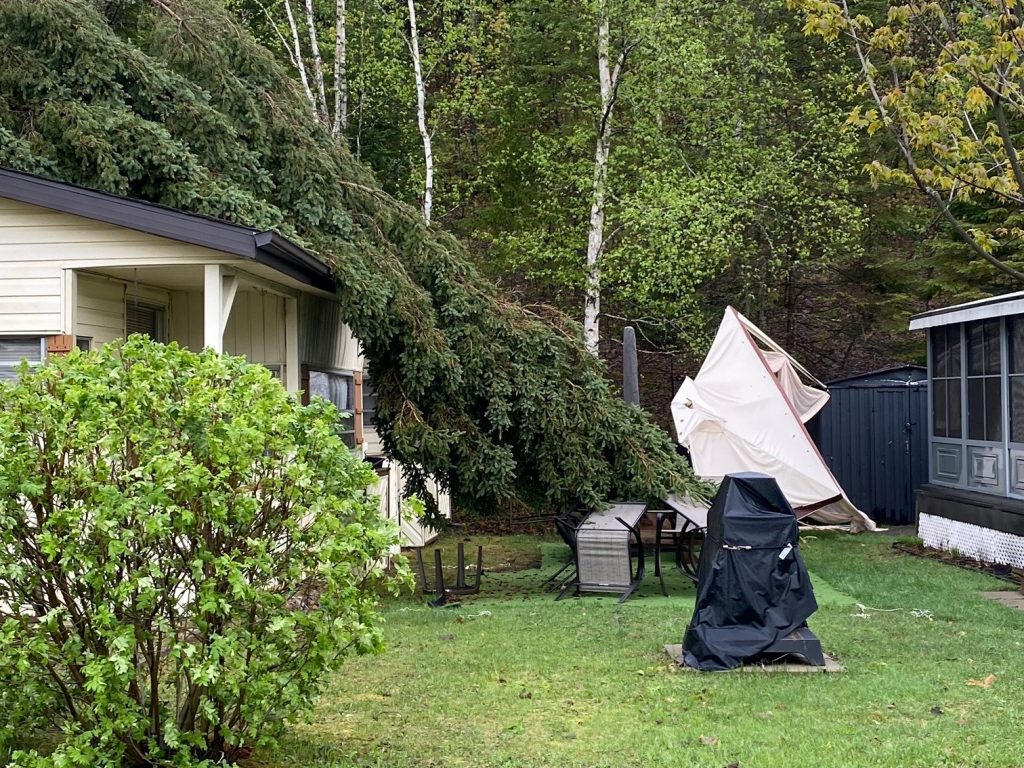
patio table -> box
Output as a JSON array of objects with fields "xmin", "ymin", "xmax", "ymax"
[
  {"xmin": 572, "ymin": 502, "xmax": 648, "ymax": 603},
  {"xmin": 659, "ymin": 494, "xmax": 709, "ymax": 584}
]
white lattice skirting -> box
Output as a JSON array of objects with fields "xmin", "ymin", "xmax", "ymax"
[{"xmin": 919, "ymin": 513, "xmax": 1024, "ymax": 569}]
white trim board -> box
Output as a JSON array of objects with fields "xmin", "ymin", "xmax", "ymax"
[{"xmin": 909, "ymin": 292, "xmax": 1024, "ymax": 330}]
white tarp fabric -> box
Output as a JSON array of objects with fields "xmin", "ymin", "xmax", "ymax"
[{"xmin": 671, "ymin": 307, "xmax": 876, "ymax": 532}]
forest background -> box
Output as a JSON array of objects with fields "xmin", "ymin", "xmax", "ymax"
[{"xmin": 230, "ymin": 0, "xmax": 1017, "ymax": 427}]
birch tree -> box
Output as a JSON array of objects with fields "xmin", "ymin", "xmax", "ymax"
[
  {"xmin": 302, "ymin": 0, "xmax": 330, "ymax": 126},
  {"xmin": 281, "ymin": 0, "xmax": 316, "ymax": 109},
  {"xmin": 584, "ymin": 0, "xmax": 630, "ymax": 355},
  {"xmin": 252, "ymin": 0, "xmax": 347, "ymax": 138},
  {"xmin": 406, "ymin": 0, "xmax": 433, "ymax": 223},
  {"xmin": 333, "ymin": 0, "xmax": 348, "ymax": 136}
]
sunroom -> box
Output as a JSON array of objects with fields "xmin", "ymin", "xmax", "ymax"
[{"xmin": 910, "ymin": 292, "xmax": 1024, "ymax": 568}]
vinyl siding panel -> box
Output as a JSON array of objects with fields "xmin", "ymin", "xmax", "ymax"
[
  {"xmin": 224, "ymin": 291, "xmax": 286, "ymax": 365},
  {"xmin": 75, "ymin": 275, "xmax": 125, "ymax": 345},
  {"xmin": 75, "ymin": 274, "xmax": 171, "ymax": 347},
  {"xmin": 0, "ymin": 198, "xmax": 235, "ymax": 336},
  {"xmin": 299, "ymin": 295, "xmax": 359, "ymax": 371},
  {"xmin": 168, "ymin": 288, "xmax": 288, "ymax": 366},
  {"xmin": 169, "ymin": 291, "xmax": 204, "ymax": 351}
]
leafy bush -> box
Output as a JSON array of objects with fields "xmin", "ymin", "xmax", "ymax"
[{"xmin": 0, "ymin": 337, "xmax": 400, "ymax": 767}]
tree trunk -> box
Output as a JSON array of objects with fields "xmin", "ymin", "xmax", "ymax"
[
  {"xmin": 283, "ymin": 0, "xmax": 316, "ymax": 111},
  {"xmin": 302, "ymin": 0, "xmax": 330, "ymax": 127},
  {"xmin": 406, "ymin": 0, "xmax": 433, "ymax": 224},
  {"xmin": 584, "ymin": 0, "xmax": 625, "ymax": 356},
  {"xmin": 332, "ymin": 0, "xmax": 348, "ymax": 137}
]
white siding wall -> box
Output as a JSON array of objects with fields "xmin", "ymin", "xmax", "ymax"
[
  {"xmin": 76, "ymin": 274, "xmax": 169, "ymax": 347},
  {"xmin": 299, "ymin": 295, "xmax": 359, "ymax": 371},
  {"xmin": 394, "ymin": 464, "xmax": 446, "ymax": 547},
  {"xmin": 0, "ymin": 199, "xmax": 64, "ymax": 334},
  {"xmin": 76, "ymin": 275, "xmax": 124, "ymax": 345},
  {"xmin": 225, "ymin": 292, "xmax": 287, "ymax": 365},
  {"xmin": 169, "ymin": 288, "xmax": 287, "ymax": 365},
  {"xmin": 0, "ymin": 197, "xmax": 233, "ymax": 337},
  {"xmin": 168, "ymin": 290, "xmax": 204, "ymax": 351}
]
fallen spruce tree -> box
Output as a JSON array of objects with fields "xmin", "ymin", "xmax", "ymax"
[{"xmin": 0, "ymin": 0, "xmax": 706, "ymax": 523}]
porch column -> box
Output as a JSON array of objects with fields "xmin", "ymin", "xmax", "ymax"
[
  {"xmin": 204, "ymin": 265, "xmax": 223, "ymax": 352},
  {"xmin": 285, "ymin": 296, "xmax": 300, "ymax": 394},
  {"xmin": 203, "ymin": 265, "xmax": 238, "ymax": 353}
]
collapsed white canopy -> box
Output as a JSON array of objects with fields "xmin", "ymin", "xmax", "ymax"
[{"xmin": 671, "ymin": 307, "xmax": 875, "ymax": 532}]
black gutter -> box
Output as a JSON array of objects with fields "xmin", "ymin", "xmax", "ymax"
[
  {"xmin": 254, "ymin": 232, "xmax": 335, "ymax": 293},
  {"xmin": 0, "ymin": 167, "xmax": 336, "ymax": 292}
]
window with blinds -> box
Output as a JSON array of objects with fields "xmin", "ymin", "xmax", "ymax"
[
  {"xmin": 125, "ymin": 301, "xmax": 166, "ymax": 342},
  {"xmin": 0, "ymin": 338, "xmax": 44, "ymax": 380},
  {"xmin": 308, "ymin": 369, "xmax": 357, "ymax": 448}
]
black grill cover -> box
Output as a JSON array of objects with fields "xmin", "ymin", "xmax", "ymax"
[{"xmin": 682, "ymin": 472, "xmax": 818, "ymax": 671}]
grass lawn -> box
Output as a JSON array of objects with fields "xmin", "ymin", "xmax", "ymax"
[{"xmin": 257, "ymin": 531, "xmax": 1024, "ymax": 768}]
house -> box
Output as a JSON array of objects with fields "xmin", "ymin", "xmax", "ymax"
[
  {"xmin": 910, "ymin": 293, "xmax": 1024, "ymax": 567},
  {"xmin": 0, "ymin": 167, "xmax": 446, "ymax": 548}
]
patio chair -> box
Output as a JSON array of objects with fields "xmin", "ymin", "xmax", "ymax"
[
  {"xmin": 572, "ymin": 502, "xmax": 648, "ymax": 603},
  {"xmin": 652, "ymin": 509, "xmax": 685, "ymax": 595}
]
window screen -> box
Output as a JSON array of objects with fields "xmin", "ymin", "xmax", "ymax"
[
  {"xmin": 965, "ymin": 319, "xmax": 1002, "ymax": 442},
  {"xmin": 0, "ymin": 337, "xmax": 44, "ymax": 380},
  {"xmin": 1009, "ymin": 317, "xmax": 1024, "ymax": 442},
  {"xmin": 930, "ymin": 325, "xmax": 962, "ymax": 438},
  {"xmin": 308, "ymin": 370, "xmax": 357, "ymax": 448}
]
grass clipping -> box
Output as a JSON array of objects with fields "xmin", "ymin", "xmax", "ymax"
[{"xmin": 0, "ymin": 0, "xmax": 708, "ymax": 523}]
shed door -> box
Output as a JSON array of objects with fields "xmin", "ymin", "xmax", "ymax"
[{"xmin": 870, "ymin": 388, "xmax": 915, "ymax": 524}]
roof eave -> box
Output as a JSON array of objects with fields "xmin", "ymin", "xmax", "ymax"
[
  {"xmin": 254, "ymin": 232, "xmax": 336, "ymax": 293},
  {"xmin": 0, "ymin": 167, "xmax": 335, "ymax": 293},
  {"xmin": 909, "ymin": 291, "xmax": 1024, "ymax": 330}
]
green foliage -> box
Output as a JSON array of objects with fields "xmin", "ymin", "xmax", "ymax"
[
  {"xmin": 299, "ymin": 0, "xmax": 872, "ymax": 354},
  {"xmin": 0, "ymin": 0, "xmax": 706, "ymax": 523},
  {"xmin": 790, "ymin": 0, "xmax": 1024, "ymax": 286},
  {"xmin": 605, "ymin": 0, "xmax": 866, "ymax": 333},
  {"xmin": 0, "ymin": 337, "xmax": 399, "ymax": 766}
]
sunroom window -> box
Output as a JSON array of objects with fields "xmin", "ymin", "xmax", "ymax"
[
  {"xmin": 966, "ymin": 319, "xmax": 1002, "ymax": 442},
  {"xmin": 931, "ymin": 325, "xmax": 962, "ymax": 438},
  {"xmin": 1009, "ymin": 318, "xmax": 1024, "ymax": 443}
]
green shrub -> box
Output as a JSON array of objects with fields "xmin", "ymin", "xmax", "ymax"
[{"xmin": 0, "ymin": 336, "xmax": 401, "ymax": 767}]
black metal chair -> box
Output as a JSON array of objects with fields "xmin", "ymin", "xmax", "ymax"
[
  {"xmin": 542, "ymin": 508, "xmax": 585, "ymax": 596},
  {"xmin": 653, "ymin": 502, "xmax": 707, "ymax": 592}
]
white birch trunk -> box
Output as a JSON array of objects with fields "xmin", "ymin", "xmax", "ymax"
[
  {"xmin": 332, "ymin": 0, "xmax": 348, "ymax": 137},
  {"xmin": 283, "ymin": 0, "xmax": 317, "ymax": 112},
  {"xmin": 302, "ymin": 0, "xmax": 331, "ymax": 127},
  {"xmin": 407, "ymin": 0, "xmax": 433, "ymax": 224},
  {"xmin": 584, "ymin": 1, "xmax": 621, "ymax": 356}
]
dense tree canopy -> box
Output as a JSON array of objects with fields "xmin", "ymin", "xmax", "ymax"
[
  {"xmin": 0, "ymin": 0, "xmax": 708, "ymax": 521},
  {"xmin": 234, "ymin": 0, "xmax": 952, "ymax": 382},
  {"xmin": 791, "ymin": 0, "xmax": 1024, "ymax": 301}
]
